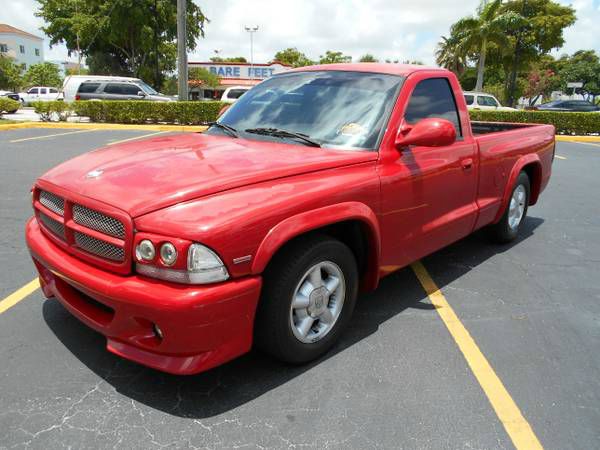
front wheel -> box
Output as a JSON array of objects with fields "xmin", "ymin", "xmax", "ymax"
[
  {"xmin": 487, "ymin": 171, "xmax": 530, "ymax": 243},
  {"xmin": 254, "ymin": 235, "xmax": 358, "ymax": 364}
]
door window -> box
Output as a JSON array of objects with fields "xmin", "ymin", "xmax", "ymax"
[
  {"xmin": 477, "ymin": 96, "xmax": 499, "ymax": 107},
  {"xmin": 28, "ymin": 88, "xmax": 39, "ymax": 94},
  {"xmin": 464, "ymin": 94, "xmax": 474, "ymax": 105},
  {"xmin": 404, "ymin": 78, "xmax": 462, "ymax": 136},
  {"xmin": 49, "ymin": 88, "xmax": 58, "ymax": 93},
  {"xmin": 77, "ymin": 83, "xmax": 101, "ymax": 93},
  {"xmin": 121, "ymin": 84, "xmax": 142, "ymax": 95},
  {"xmin": 104, "ymin": 84, "xmax": 123, "ymax": 94}
]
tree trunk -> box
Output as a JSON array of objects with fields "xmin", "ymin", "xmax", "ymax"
[
  {"xmin": 507, "ymin": 40, "xmax": 522, "ymax": 108},
  {"xmin": 475, "ymin": 38, "xmax": 487, "ymax": 91}
]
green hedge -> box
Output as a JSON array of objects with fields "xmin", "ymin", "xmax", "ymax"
[
  {"xmin": 0, "ymin": 97, "xmax": 20, "ymax": 114},
  {"xmin": 71, "ymin": 100, "xmax": 226, "ymax": 125},
  {"xmin": 469, "ymin": 110, "xmax": 600, "ymax": 135},
  {"xmin": 31, "ymin": 100, "xmax": 70, "ymax": 121}
]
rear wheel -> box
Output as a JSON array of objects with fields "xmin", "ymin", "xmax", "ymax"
[
  {"xmin": 254, "ymin": 235, "xmax": 358, "ymax": 364},
  {"xmin": 487, "ymin": 171, "xmax": 530, "ymax": 243}
]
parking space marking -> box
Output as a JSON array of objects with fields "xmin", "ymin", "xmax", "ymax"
[
  {"xmin": 555, "ymin": 155, "xmax": 567, "ymax": 160},
  {"xmin": 411, "ymin": 261, "xmax": 543, "ymax": 450},
  {"xmin": 0, "ymin": 278, "xmax": 39, "ymax": 315},
  {"xmin": 107, "ymin": 130, "xmax": 170, "ymax": 145},
  {"xmin": 9, "ymin": 129, "xmax": 99, "ymax": 143}
]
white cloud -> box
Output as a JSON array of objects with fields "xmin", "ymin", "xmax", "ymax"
[{"xmin": 0, "ymin": 0, "xmax": 598, "ymax": 67}]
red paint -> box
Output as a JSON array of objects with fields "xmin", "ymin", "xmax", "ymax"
[{"xmin": 26, "ymin": 65, "xmax": 554, "ymax": 374}]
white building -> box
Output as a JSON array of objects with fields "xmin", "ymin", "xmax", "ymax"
[{"xmin": 0, "ymin": 24, "xmax": 44, "ymax": 70}]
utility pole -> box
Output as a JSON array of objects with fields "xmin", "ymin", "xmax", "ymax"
[
  {"xmin": 245, "ymin": 25, "xmax": 259, "ymax": 79},
  {"xmin": 177, "ymin": 0, "xmax": 188, "ymax": 100}
]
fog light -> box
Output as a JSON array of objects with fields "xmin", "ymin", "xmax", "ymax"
[
  {"xmin": 160, "ymin": 242, "xmax": 177, "ymax": 266},
  {"xmin": 153, "ymin": 323, "xmax": 163, "ymax": 340},
  {"xmin": 136, "ymin": 239, "xmax": 155, "ymax": 261}
]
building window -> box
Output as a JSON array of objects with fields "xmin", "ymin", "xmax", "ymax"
[
  {"xmin": 19, "ymin": 45, "xmax": 25, "ymax": 53},
  {"xmin": 0, "ymin": 43, "xmax": 7, "ymax": 53},
  {"xmin": 35, "ymin": 48, "xmax": 40, "ymax": 56}
]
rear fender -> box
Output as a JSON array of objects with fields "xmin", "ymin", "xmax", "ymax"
[
  {"xmin": 494, "ymin": 153, "xmax": 542, "ymax": 223},
  {"xmin": 251, "ymin": 202, "xmax": 381, "ymax": 290}
]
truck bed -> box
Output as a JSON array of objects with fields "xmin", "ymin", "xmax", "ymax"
[{"xmin": 471, "ymin": 121, "xmax": 536, "ymax": 135}]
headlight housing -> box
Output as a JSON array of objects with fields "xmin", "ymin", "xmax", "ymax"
[{"xmin": 134, "ymin": 234, "xmax": 229, "ymax": 284}]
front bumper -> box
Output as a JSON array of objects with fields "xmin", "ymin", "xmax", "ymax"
[{"xmin": 26, "ymin": 217, "xmax": 262, "ymax": 375}]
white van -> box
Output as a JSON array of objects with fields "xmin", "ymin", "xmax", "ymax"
[
  {"xmin": 220, "ymin": 86, "xmax": 251, "ymax": 103},
  {"xmin": 62, "ymin": 75, "xmax": 141, "ymax": 102},
  {"xmin": 463, "ymin": 91, "xmax": 517, "ymax": 111}
]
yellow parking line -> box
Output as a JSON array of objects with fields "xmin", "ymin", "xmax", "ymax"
[
  {"xmin": 9, "ymin": 129, "xmax": 98, "ymax": 143},
  {"xmin": 107, "ymin": 130, "xmax": 169, "ymax": 145},
  {"xmin": 411, "ymin": 261, "xmax": 543, "ymax": 450},
  {"xmin": 555, "ymin": 155, "xmax": 567, "ymax": 160},
  {"xmin": 0, "ymin": 278, "xmax": 40, "ymax": 315}
]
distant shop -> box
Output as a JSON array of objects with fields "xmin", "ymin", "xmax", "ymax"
[{"xmin": 188, "ymin": 61, "xmax": 291, "ymax": 100}]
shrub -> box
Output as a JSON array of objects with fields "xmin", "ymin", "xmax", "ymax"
[
  {"xmin": 31, "ymin": 100, "xmax": 70, "ymax": 121},
  {"xmin": 72, "ymin": 100, "xmax": 226, "ymax": 125},
  {"xmin": 0, "ymin": 97, "xmax": 20, "ymax": 114},
  {"xmin": 469, "ymin": 110, "xmax": 600, "ymax": 135}
]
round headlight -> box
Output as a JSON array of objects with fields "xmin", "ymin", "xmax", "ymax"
[
  {"xmin": 160, "ymin": 242, "xmax": 177, "ymax": 266},
  {"xmin": 136, "ymin": 239, "xmax": 155, "ymax": 261}
]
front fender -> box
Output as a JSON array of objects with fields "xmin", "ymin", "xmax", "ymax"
[{"xmin": 251, "ymin": 202, "xmax": 381, "ymax": 288}]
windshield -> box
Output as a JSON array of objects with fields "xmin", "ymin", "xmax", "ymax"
[
  {"xmin": 211, "ymin": 71, "xmax": 403, "ymax": 150},
  {"xmin": 138, "ymin": 81, "xmax": 159, "ymax": 95}
]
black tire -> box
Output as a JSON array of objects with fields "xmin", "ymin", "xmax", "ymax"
[
  {"xmin": 254, "ymin": 234, "xmax": 358, "ymax": 364},
  {"xmin": 487, "ymin": 171, "xmax": 530, "ymax": 243}
]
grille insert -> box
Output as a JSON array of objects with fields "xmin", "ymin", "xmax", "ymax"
[
  {"xmin": 39, "ymin": 212, "xmax": 65, "ymax": 239},
  {"xmin": 39, "ymin": 190, "xmax": 64, "ymax": 216},
  {"xmin": 73, "ymin": 204, "xmax": 125, "ymax": 239},
  {"xmin": 74, "ymin": 232, "xmax": 124, "ymax": 261}
]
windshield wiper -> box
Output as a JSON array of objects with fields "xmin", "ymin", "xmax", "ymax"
[
  {"xmin": 208, "ymin": 121, "xmax": 239, "ymax": 138},
  {"xmin": 245, "ymin": 127, "xmax": 321, "ymax": 148}
]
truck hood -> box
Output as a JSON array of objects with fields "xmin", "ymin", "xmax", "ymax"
[{"xmin": 39, "ymin": 133, "xmax": 377, "ymax": 217}]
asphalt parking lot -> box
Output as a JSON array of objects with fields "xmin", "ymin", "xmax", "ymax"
[{"xmin": 1, "ymin": 128, "xmax": 599, "ymax": 450}]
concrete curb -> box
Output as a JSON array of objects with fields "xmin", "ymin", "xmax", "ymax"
[
  {"xmin": 0, "ymin": 122, "xmax": 208, "ymax": 132},
  {"xmin": 555, "ymin": 135, "xmax": 600, "ymax": 143}
]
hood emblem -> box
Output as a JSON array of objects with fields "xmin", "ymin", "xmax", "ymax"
[{"xmin": 86, "ymin": 169, "xmax": 104, "ymax": 178}]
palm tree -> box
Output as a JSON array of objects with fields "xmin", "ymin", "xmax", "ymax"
[
  {"xmin": 435, "ymin": 35, "xmax": 466, "ymax": 76},
  {"xmin": 452, "ymin": 0, "xmax": 516, "ymax": 91}
]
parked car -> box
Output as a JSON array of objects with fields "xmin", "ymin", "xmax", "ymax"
[
  {"xmin": 535, "ymin": 99, "xmax": 600, "ymax": 112},
  {"xmin": 75, "ymin": 80, "xmax": 173, "ymax": 102},
  {"xmin": 221, "ymin": 86, "xmax": 251, "ymax": 103},
  {"xmin": 26, "ymin": 64, "xmax": 555, "ymax": 375},
  {"xmin": 19, "ymin": 86, "xmax": 62, "ymax": 103},
  {"xmin": 464, "ymin": 91, "xmax": 517, "ymax": 111},
  {"xmin": 62, "ymin": 75, "xmax": 148, "ymax": 102}
]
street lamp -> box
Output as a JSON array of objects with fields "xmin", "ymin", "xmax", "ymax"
[{"xmin": 244, "ymin": 25, "xmax": 259, "ymax": 79}]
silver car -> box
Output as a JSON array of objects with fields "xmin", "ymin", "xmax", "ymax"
[{"xmin": 75, "ymin": 80, "xmax": 173, "ymax": 102}]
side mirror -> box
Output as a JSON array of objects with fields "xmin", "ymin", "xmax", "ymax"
[
  {"xmin": 395, "ymin": 118, "xmax": 456, "ymax": 148},
  {"xmin": 137, "ymin": 91, "xmax": 146, "ymax": 97}
]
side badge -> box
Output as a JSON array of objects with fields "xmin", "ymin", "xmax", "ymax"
[{"xmin": 233, "ymin": 255, "xmax": 252, "ymax": 265}]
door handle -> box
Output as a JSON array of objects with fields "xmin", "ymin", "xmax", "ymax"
[{"xmin": 461, "ymin": 158, "xmax": 474, "ymax": 170}]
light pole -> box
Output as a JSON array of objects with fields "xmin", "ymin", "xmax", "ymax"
[
  {"xmin": 244, "ymin": 25, "xmax": 259, "ymax": 79},
  {"xmin": 177, "ymin": 0, "xmax": 188, "ymax": 100}
]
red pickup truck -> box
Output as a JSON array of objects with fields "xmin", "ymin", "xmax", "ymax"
[{"xmin": 26, "ymin": 64, "xmax": 555, "ymax": 375}]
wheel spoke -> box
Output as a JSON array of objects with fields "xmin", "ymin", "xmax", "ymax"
[
  {"xmin": 292, "ymin": 292, "xmax": 310, "ymax": 310},
  {"xmin": 324, "ymin": 275, "xmax": 340, "ymax": 295},
  {"xmin": 298, "ymin": 316, "xmax": 314, "ymax": 337},
  {"xmin": 517, "ymin": 189, "xmax": 525, "ymax": 204},
  {"xmin": 319, "ymin": 308, "xmax": 334, "ymax": 324},
  {"xmin": 309, "ymin": 266, "xmax": 323, "ymax": 289}
]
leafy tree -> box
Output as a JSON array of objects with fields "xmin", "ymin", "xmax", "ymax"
[
  {"xmin": 0, "ymin": 55, "xmax": 24, "ymax": 91},
  {"xmin": 500, "ymin": 0, "xmax": 576, "ymax": 105},
  {"xmin": 273, "ymin": 48, "xmax": 313, "ymax": 67},
  {"xmin": 556, "ymin": 50, "xmax": 600, "ymax": 102},
  {"xmin": 24, "ymin": 62, "xmax": 62, "ymax": 87},
  {"xmin": 524, "ymin": 68, "xmax": 555, "ymax": 105},
  {"xmin": 36, "ymin": 0, "xmax": 207, "ymax": 89},
  {"xmin": 358, "ymin": 54, "xmax": 378, "ymax": 63},
  {"xmin": 384, "ymin": 59, "xmax": 399, "ymax": 64},
  {"xmin": 436, "ymin": 35, "xmax": 466, "ymax": 76},
  {"xmin": 65, "ymin": 67, "xmax": 89, "ymax": 76},
  {"xmin": 319, "ymin": 51, "xmax": 351, "ymax": 64},
  {"xmin": 210, "ymin": 56, "xmax": 247, "ymax": 63},
  {"xmin": 449, "ymin": 0, "xmax": 520, "ymax": 91},
  {"xmin": 188, "ymin": 67, "xmax": 220, "ymax": 89}
]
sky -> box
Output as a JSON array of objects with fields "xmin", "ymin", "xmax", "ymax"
[{"xmin": 1, "ymin": 0, "xmax": 599, "ymax": 66}]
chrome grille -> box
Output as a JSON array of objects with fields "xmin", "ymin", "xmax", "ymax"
[
  {"xmin": 39, "ymin": 212, "xmax": 65, "ymax": 239},
  {"xmin": 74, "ymin": 232, "xmax": 124, "ymax": 261},
  {"xmin": 73, "ymin": 204, "xmax": 125, "ymax": 239},
  {"xmin": 39, "ymin": 190, "xmax": 64, "ymax": 216}
]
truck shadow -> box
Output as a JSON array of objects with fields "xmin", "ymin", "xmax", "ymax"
[{"xmin": 42, "ymin": 216, "xmax": 544, "ymax": 419}]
